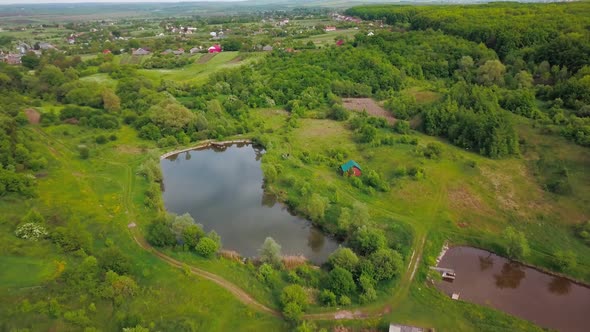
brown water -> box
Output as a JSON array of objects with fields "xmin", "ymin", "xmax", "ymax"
[
  {"xmin": 436, "ymin": 246, "xmax": 590, "ymax": 332},
  {"xmin": 160, "ymin": 143, "xmax": 339, "ymax": 264}
]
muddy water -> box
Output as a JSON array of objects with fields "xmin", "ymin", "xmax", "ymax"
[
  {"xmin": 160, "ymin": 143, "xmax": 339, "ymax": 264},
  {"xmin": 436, "ymin": 246, "xmax": 590, "ymax": 332}
]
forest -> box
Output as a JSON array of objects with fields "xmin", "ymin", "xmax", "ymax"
[{"xmin": 1, "ymin": 2, "xmax": 589, "ymax": 332}]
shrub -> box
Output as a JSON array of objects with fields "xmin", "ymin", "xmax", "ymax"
[
  {"xmin": 338, "ymin": 295, "xmax": 351, "ymax": 306},
  {"xmin": 52, "ymin": 224, "xmax": 92, "ymax": 252},
  {"xmin": 257, "ymin": 263, "xmax": 280, "ymax": 285},
  {"xmin": 219, "ymin": 250, "xmax": 241, "ymax": 261},
  {"xmin": 15, "ymin": 223, "xmax": 48, "ymax": 241},
  {"xmin": 22, "ymin": 209, "xmax": 44, "ymax": 224},
  {"xmin": 393, "ymin": 120, "xmax": 410, "ymax": 134},
  {"xmin": 95, "ymin": 135, "xmax": 107, "ymax": 144},
  {"xmin": 280, "ymin": 284, "xmax": 308, "ymax": 309},
  {"xmin": 195, "ymin": 237, "xmax": 219, "ymax": 258},
  {"xmin": 98, "ymin": 247, "xmax": 131, "ymax": 274},
  {"xmin": 78, "ymin": 145, "xmax": 90, "ymax": 159},
  {"xmin": 553, "ymin": 250, "xmax": 577, "ymax": 272},
  {"xmin": 282, "ymin": 302, "xmax": 303, "ymax": 323},
  {"xmin": 359, "ymin": 287, "xmax": 377, "ymax": 304},
  {"xmin": 282, "ymin": 255, "xmax": 307, "ymax": 270},
  {"xmin": 319, "ymin": 289, "xmax": 337, "ymax": 306}
]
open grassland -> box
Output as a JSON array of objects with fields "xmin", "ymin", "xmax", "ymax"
[
  {"xmin": 262, "ymin": 111, "xmax": 590, "ymax": 282},
  {"xmin": 2, "ymin": 104, "xmax": 585, "ymax": 331},
  {"xmin": 0, "ymin": 124, "xmax": 286, "ymax": 331},
  {"xmin": 137, "ymin": 51, "xmax": 264, "ymax": 84},
  {"xmin": 302, "ymin": 29, "xmax": 359, "ymax": 46}
]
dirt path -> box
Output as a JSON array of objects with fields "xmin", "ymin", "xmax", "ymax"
[
  {"xmin": 130, "ymin": 229, "xmax": 281, "ymax": 316},
  {"xmin": 197, "ymin": 53, "xmax": 216, "ymax": 64}
]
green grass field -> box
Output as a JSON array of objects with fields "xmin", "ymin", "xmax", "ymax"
[
  {"xmin": 137, "ymin": 51, "xmax": 264, "ymax": 84},
  {"xmin": 1, "ymin": 40, "xmax": 588, "ymax": 331}
]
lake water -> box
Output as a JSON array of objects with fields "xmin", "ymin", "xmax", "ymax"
[
  {"xmin": 160, "ymin": 143, "xmax": 339, "ymax": 264},
  {"xmin": 436, "ymin": 246, "xmax": 590, "ymax": 332}
]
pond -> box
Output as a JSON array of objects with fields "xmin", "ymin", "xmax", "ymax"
[
  {"xmin": 436, "ymin": 246, "xmax": 590, "ymax": 332},
  {"xmin": 160, "ymin": 142, "xmax": 340, "ymax": 264}
]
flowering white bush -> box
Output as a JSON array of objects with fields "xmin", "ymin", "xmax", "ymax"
[{"xmin": 15, "ymin": 223, "xmax": 48, "ymax": 241}]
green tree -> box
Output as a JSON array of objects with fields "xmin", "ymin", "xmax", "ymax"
[
  {"xmin": 369, "ymin": 248, "xmax": 403, "ymax": 281},
  {"xmin": 21, "ymin": 52, "xmax": 40, "ymax": 69},
  {"xmin": 477, "ymin": 60, "xmax": 506, "ymax": 86},
  {"xmin": 182, "ymin": 224, "xmax": 205, "ymax": 250},
  {"xmin": 149, "ymin": 100, "xmax": 196, "ymax": 131},
  {"xmin": 325, "ymin": 266, "xmax": 355, "ymax": 297},
  {"xmin": 39, "ymin": 65, "xmax": 66, "ymax": 87},
  {"xmin": 306, "ymin": 193, "xmax": 328, "ymax": 221},
  {"xmin": 515, "ymin": 70, "xmax": 533, "ymax": 89},
  {"xmin": 503, "ymin": 226, "xmax": 530, "ymax": 259},
  {"xmin": 102, "ymin": 89, "xmax": 121, "ymax": 112},
  {"xmin": 327, "ymin": 247, "xmax": 359, "ymax": 271},
  {"xmin": 350, "ymin": 226, "xmax": 386, "ymax": 256},
  {"xmin": 351, "ymin": 202, "xmax": 369, "ymax": 227},
  {"xmin": 146, "ymin": 219, "xmax": 175, "ymax": 247},
  {"xmin": 195, "ymin": 237, "xmax": 219, "ymax": 258},
  {"xmin": 259, "ymin": 237, "xmax": 282, "ymax": 267}
]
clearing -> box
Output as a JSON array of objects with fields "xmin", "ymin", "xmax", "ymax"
[
  {"xmin": 343, "ymin": 98, "xmax": 397, "ymax": 124},
  {"xmin": 24, "ymin": 108, "xmax": 40, "ymax": 124}
]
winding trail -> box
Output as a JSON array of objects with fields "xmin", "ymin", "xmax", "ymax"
[
  {"xmin": 129, "ymin": 228, "xmax": 281, "ymax": 317},
  {"xmin": 31, "ymin": 127, "xmax": 429, "ymax": 321}
]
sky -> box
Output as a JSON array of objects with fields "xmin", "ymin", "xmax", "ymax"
[{"xmin": 0, "ymin": 0, "xmax": 245, "ymax": 4}]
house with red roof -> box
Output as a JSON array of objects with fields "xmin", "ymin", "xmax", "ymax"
[{"xmin": 208, "ymin": 44, "xmax": 222, "ymax": 53}]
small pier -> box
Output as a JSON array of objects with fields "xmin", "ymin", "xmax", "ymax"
[{"xmin": 430, "ymin": 267, "xmax": 456, "ymax": 280}]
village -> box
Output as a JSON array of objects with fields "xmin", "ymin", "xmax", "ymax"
[{"xmin": 0, "ymin": 11, "xmax": 380, "ymax": 66}]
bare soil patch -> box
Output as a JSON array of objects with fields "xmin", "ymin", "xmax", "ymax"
[
  {"xmin": 479, "ymin": 166, "xmax": 519, "ymax": 213},
  {"xmin": 24, "ymin": 109, "xmax": 40, "ymax": 124},
  {"xmin": 448, "ymin": 186, "xmax": 490, "ymax": 214},
  {"xmin": 197, "ymin": 53, "xmax": 216, "ymax": 64},
  {"xmin": 116, "ymin": 145, "xmax": 143, "ymax": 155},
  {"xmin": 342, "ymin": 98, "xmax": 396, "ymax": 124}
]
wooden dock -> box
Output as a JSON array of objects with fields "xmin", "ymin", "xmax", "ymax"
[{"xmin": 430, "ymin": 267, "xmax": 455, "ymax": 274}]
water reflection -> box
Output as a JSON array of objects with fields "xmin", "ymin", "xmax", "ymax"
[
  {"xmin": 548, "ymin": 277, "xmax": 571, "ymax": 295},
  {"xmin": 308, "ymin": 228, "xmax": 326, "ymax": 253},
  {"xmin": 168, "ymin": 153, "xmax": 179, "ymax": 162},
  {"xmin": 494, "ymin": 262, "xmax": 526, "ymax": 289},
  {"xmin": 261, "ymin": 192, "xmax": 277, "ymax": 208},
  {"xmin": 185, "ymin": 151, "xmax": 191, "ymax": 160},
  {"xmin": 478, "ymin": 254, "xmax": 494, "ymax": 271}
]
